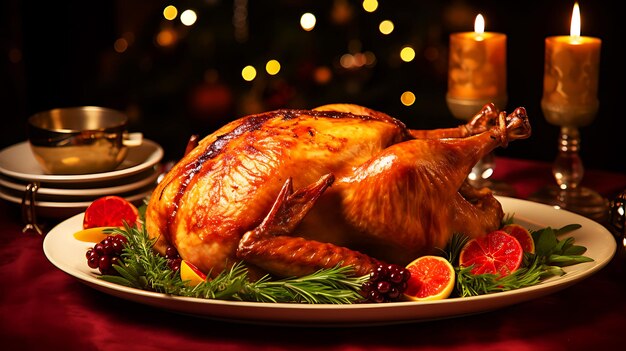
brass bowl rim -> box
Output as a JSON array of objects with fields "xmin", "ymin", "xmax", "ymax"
[{"xmin": 27, "ymin": 106, "xmax": 128, "ymax": 134}]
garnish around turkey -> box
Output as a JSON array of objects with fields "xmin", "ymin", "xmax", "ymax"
[
  {"xmin": 76, "ymin": 196, "xmax": 593, "ymax": 304},
  {"xmin": 76, "ymin": 104, "xmax": 591, "ymax": 304}
]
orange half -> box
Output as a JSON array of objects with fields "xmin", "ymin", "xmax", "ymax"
[
  {"xmin": 404, "ymin": 255, "xmax": 455, "ymax": 301},
  {"xmin": 459, "ymin": 230, "xmax": 524, "ymax": 277}
]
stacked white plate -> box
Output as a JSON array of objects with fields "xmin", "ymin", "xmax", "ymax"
[{"xmin": 0, "ymin": 139, "xmax": 164, "ymax": 219}]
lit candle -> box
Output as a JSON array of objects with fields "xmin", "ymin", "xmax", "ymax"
[
  {"xmin": 447, "ymin": 14, "xmax": 507, "ymax": 118},
  {"xmin": 542, "ymin": 2, "xmax": 601, "ymax": 127}
]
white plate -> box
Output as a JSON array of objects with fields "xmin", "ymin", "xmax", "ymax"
[
  {"xmin": 42, "ymin": 196, "xmax": 616, "ymax": 326},
  {"xmin": 0, "ymin": 167, "xmax": 159, "ymax": 197},
  {"xmin": 0, "ymin": 188, "xmax": 152, "ymax": 218},
  {"xmin": 0, "ymin": 139, "xmax": 163, "ymax": 183}
]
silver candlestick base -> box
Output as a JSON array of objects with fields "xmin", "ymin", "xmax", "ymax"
[
  {"xmin": 528, "ymin": 125, "xmax": 608, "ymax": 222},
  {"xmin": 529, "ymin": 185, "xmax": 609, "ymax": 223}
]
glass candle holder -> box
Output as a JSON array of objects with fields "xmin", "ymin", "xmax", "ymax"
[
  {"xmin": 529, "ymin": 30, "xmax": 607, "ymax": 222},
  {"xmin": 447, "ymin": 26, "xmax": 513, "ymax": 196}
]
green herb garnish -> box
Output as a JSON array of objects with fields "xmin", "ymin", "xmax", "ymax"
[
  {"xmin": 99, "ymin": 223, "xmax": 368, "ymax": 304},
  {"xmin": 96, "ymin": 205, "xmax": 593, "ymax": 303},
  {"xmin": 450, "ymin": 223, "xmax": 593, "ymax": 297}
]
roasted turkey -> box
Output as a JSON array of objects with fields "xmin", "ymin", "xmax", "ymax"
[{"xmin": 145, "ymin": 103, "xmax": 530, "ymax": 278}]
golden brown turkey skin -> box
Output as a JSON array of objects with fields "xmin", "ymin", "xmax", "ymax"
[
  {"xmin": 145, "ymin": 104, "xmax": 530, "ymax": 277},
  {"xmin": 146, "ymin": 108, "xmax": 409, "ymax": 275}
]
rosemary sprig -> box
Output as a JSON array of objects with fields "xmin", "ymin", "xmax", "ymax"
[
  {"xmin": 502, "ymin": 213, "xmax": 515, "ymax": 226},
  {"xmin": 442, "ymin": 232, "xmax": 470, "ymax": 264},
  {"xmin": 103, "ymin": 224, "xmax": 185, "ymax": 294},
  {"xmin": 455, "ymin": 256, "xmax": 544, "ymax": 297},
  {"xmin": 99, "ymin": 223, "xmax": 368, "ymax": 304},
  {"xmin": 239, "ymin": 265, "xmax": 369, "ymax": 304}
]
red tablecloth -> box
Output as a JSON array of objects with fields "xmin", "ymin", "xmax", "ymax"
[{"xmin": 2, "ymin": 157, "xmax": 626, "ymax": 351}]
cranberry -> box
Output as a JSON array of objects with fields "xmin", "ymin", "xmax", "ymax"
[{"xmin": 361, "ymin": 263, "xmax": 411, "ymax": 303}]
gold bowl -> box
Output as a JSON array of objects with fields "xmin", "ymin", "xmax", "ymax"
[{"xmin": 27, "ymin": 106, "xmax": 142, "ymax": 175}]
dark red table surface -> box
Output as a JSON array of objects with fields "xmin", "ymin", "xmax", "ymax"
[{"xmin": 2, "ymin": 157, "xmax": 626, "ymax": 351}]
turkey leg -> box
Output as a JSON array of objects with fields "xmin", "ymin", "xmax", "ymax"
[
  {"xmin": 315, "ymin": 102, "xmax": 501, "ymax": 140},
  {"xmin": 336, "ymin": 107, "xmax": 530, "ymax": 262},
  {"xmin": 237, "ymin": 174, "xmax": 381, "ymax": 277},
  {"xmin": 409, "ymin": 103, "xmax": 500, "ymax": 139}
]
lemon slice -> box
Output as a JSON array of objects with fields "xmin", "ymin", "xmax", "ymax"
[
  {"xmin": 180, "ymin": 260, "xmax": 208, "ymax": 287},
  {"xmin": 73, "ymin": 227, "xmax": 118, "ymax": 243}
]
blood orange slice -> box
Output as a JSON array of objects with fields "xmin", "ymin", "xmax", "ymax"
[
  {"xmin": 403, "ymin": 255, "xmax": 455, "ymax": 301},
  {"xmin": 459, "ymin": 230, "xmax": 523, "ymax": 277},
  {"xmin": 502, "ymin": 224, "xmax": 535, "ymax": 253},
  {"xmin": 83, "ymin": 196, "xmax": 139, "ymax": 229}
]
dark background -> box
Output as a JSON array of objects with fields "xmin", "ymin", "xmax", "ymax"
[{"xmin": 2, "ymin": 0, "xmax": 624, "ymax": 172}]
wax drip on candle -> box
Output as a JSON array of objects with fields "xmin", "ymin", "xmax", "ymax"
[
  {"xmin": 474, "ymin": 14, "xmax": 485, "ymax": 41},
  {"xmin": 570, "ymin": 2, "xmax": 581, "ymax": 43}
]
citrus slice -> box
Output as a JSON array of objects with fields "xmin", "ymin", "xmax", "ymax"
[
  {"xmin": 459, "ymin": 230, "xmax": 523, "ymax": 277},
  {"xmin": 180, "ymin": 260, "xmax": 208, "ymax": 287},
  {"xmin": 73, "ymin": 226, "xmax": 119, "ymax": 243},
  {"xmin": 403, "ymin": 255, "xmax": 455, "ymax": 301},
  {"xmin": 83, "ymin": 196, "xmax": 139, "ymax": 229},
  {"xmin": 502, "ymin": 224, "xmax": 535, "ymax": 254}
]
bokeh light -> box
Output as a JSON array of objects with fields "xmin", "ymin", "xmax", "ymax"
[
  {"xmin": 364, "ymin": 51, "xmax": 376, "ymax": 66},
  {"xmin": 242, "ymin": 65, "xmax": 257, "ymax": 81},
  {"xmin": 266, "ymin": 60, "xmax": 281, "ymax": 75},
  {"xmin": 180, "ymin": 9, "xmax": 197, "ymax": 26},
  {"xmin": 400, "ymin": 46, "xmax": 416, "ymax": 62},
  {"xmin": 379, "ymin": 20, "xmax": 394, "ymax": 35},
  {"xmin": 156, "ymin": 28, "xmax": 177, "ymax": 47},
  {"xmin": 314, "ymin": 66, "xmax": 332, "ymax": 84},
  {"xmin": 113, "ymin": 38, "xmax": 128, "ymax": 53},
  {"xmin": 163, "ymin": 5, "xmax": 178, "ymax": 20},
  {"xmin": 340, "ymin": 51, "xmax": 376, "ymax": 69},
  {"xmin": 400, "ymin": 91, "xmax": 416, "ymax": 106},
  {"xmin": 300, "ymin": 13, "xmax": 316, "ymax": 31},
  {"xmin": 362, "ymin": 0, "xmax": 378, "ymax": 13}
]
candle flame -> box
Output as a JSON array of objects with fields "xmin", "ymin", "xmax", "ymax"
[
  {"xmin": 474, "ymin": 14, "xmax": 485, "ymax": 35},
  {"xmin": 570, "ymin": 2, "xmax": 581, "ymax": 41}
]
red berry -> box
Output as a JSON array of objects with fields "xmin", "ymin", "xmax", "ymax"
[
  {"xmin": 98, "ymin": 255, "xmax": 112, "ymax": 274},
  {"xmin": 362, "ymin": 263, "xmax": 412, "ymax": 303},
  {"xmin": 94, "ymin": 243, "xmax": 105, "ymax": 255},
  {"xmin": 168, "ymin": 258, "xmax": 182, "ymax": 271},
  {"xmin": 377, "ymin": 281, "xmax": 391, "ymax": 294},
  {"xmin": 87, "ymin": 253, "xmax": 100, "ymax": 269},
  {"xmin": 86, "ymin": 234, "xmax": 127, "ymax": 275},
  {"xmin": 165, "ymin": 246, "xmax": 179, "ymax": 259}
]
